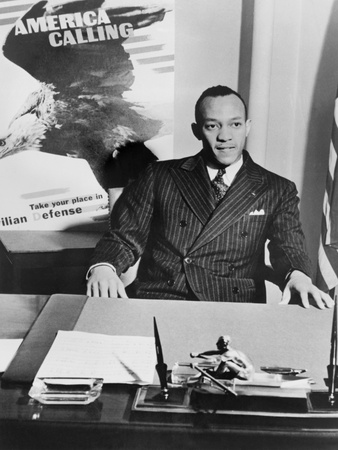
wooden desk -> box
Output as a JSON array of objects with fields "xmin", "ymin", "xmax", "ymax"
[
  {"xmin": 0, "ymin": 294, "xmax": 338, "ymax": 450},
  {"xmin": 0, "ymin": 294, "xmax": 48, "ymax": 339},
  {"xmin": 0, "ymin": 230, "xmax": 102, "ymax": 293}
]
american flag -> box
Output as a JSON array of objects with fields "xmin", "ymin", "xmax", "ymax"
[{"xmin": 317, "ymin": 90, "xmax": 338, "ymax": 293}]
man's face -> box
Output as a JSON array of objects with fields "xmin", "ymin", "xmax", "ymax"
[{"xmin": 192, "ymin": 94, "xmax": 251, "ymax": 167}]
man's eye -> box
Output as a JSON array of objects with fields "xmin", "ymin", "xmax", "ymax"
[
  {"xmin": 231, "ymin": 122, "xmax": 242, "ymax": 128},
  {"xmin": 205, "ymin": 124, "xmax": 217, "ymax": 130}
]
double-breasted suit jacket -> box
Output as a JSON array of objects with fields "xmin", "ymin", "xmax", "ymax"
[{"xmin": 92, "ymin": 150, "xmax": 312, "ymax": 302}]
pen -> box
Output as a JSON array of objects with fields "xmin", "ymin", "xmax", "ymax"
[
  {"xmin": 190, "ymin": 363, "xmax": 237, "ymax": 397},
  {"xmin": 328, "ymin": 295, "xmax": 337, "ymax": 406},
  {"xmin": 153, "ymin": 317, "xmax": 169, "ymax": 400},
  {"xmin": 260, "ymin": 366, "xmax": 306, "ymax": 376}
]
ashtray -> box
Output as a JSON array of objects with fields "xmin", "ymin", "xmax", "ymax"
[{"xmin": 29, "ymin": 377, "xmax": 103, "ymax": 405}]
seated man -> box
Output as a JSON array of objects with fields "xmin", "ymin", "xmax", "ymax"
[{"xmin": 87, "ymin": 85, "xmax": 333, "ymax": 309}]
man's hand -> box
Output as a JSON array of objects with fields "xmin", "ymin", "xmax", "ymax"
[
  {"xmin": 86, "ymin": 265, "xmax": 128, "ymax": 298},
  {"xmin": 280, "ymin": 270, "xmax": 334, "ymax": 309}
]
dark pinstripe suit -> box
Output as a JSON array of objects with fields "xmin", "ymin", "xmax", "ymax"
[{"xmin": 91, "ymin": 150, "xmax": 312, "ymax": 302}]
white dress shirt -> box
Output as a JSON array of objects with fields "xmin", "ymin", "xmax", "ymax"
[{"xmin": 206, "ymin": 155, "xmax": 243, "ymax": 185}]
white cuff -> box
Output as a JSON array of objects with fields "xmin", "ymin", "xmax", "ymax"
[{"xmin": 86, "ymin": 263, "xmax": 116, "ymax": 280}]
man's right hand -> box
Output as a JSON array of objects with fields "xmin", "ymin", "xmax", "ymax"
[{"xmin": 86, "ymin": 265, "xmax": 128, "ymax": 298}]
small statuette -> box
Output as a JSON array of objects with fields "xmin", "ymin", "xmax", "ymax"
[{"xmin": 190, "ymin": 334, "xmax": 255, "ymax": 381}]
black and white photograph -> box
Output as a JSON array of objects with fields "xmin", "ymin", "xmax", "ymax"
[{"xmin": 0, "ymin": 1, "xmax": 338, "ymax": 449}]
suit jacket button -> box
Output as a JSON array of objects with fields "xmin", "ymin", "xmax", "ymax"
[
  {"xmin": 232, "ymin": 287, "xmax": 240, "ymax": 294},
  {"xmin": 241, "ymin": 231, "xmax": 248, "ymax": 238},
  {"xmin": 229, "ymin": 264, "xmax": 235, "ymax": 272},
  {"xmin": 180, "ymin": 220, "xmax": 187, "ymax": 227},
  {"xmin": 167, "ymin": 279, "xmax": 175, "ymax": 286},
  {"xmin": 184, "ymin": 257, "xmax": 192, "ymax": 264}
]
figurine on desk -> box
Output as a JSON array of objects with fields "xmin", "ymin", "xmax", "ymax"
[{"xmin": 191, "ymin": 335, "xmax": 255, "ymax": 381}]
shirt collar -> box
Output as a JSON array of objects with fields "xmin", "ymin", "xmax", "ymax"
[{"xmin": 206, "ymin": 155, "xmax": 243, "ymax": 185}]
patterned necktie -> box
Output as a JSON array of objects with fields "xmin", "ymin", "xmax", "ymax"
[{"xmin": 211, "ymin": 168, "xmax": 229, "ymax": 204}]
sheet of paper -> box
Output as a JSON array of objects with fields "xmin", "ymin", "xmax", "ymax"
[
  {"xmin": 0, "ymin": 339, "xmax": 23, "ymax": 372},
  {"xmin": 36, "ymin": 331, "xmax": 156, "ymax": 384}
]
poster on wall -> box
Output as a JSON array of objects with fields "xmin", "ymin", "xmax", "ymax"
[{"xmin": 0, "ymin": 0, "xmax": 174, "ymax": 231}]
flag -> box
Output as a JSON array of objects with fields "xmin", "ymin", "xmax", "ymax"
[{"xmin": 317, "ymin": 90, "xmax": 338, "ymax": 293}]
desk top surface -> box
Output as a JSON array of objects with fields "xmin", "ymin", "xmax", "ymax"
[
  {"xmin": 0, "ymin": 294, "xmax": 48, "ymax": 338},
  {"xmin": 0, "ymin": 230, "xmax": 102, "ymax": 253},
  {"xmin": 75, "ymin": 296, "xmax": 334, "ymax": 391},
  {"xmin": 0, "ymin": 294, "xmax": 337, "ymax": 450}
]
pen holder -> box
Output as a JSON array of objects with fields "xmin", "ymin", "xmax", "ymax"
[
  {"xmin": 307, "ymin": 365, "xmax": 338, "ymax": 412},
  {"xmin": 324, "ymin": 364, "xmax": 338, "ymax": 388}
]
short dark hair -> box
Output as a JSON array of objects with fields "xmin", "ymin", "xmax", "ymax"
[{"xmin": 194, "ymin": 85, "xmax": 248, "ymax": 123}]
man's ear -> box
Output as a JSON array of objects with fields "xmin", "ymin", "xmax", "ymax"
[
  {"xmin": 191, "ymin": 122, "xmax": 201, "ymax": 140},
  {"xmin": 245, "ymin": 119, "xmax": 252, "ymax": 137}
]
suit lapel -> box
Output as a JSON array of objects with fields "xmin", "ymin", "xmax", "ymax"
[
  {"xmin": 189, "ymin": 152, "xmax": 268, "ymax": 252},
  {"xmin": 170, "ymin": 153, "xmax": 215, "ymax": 224}
]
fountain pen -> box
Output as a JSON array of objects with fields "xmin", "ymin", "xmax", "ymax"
[{"xmin": 153, "ymin": 317, "xmax": 169, "ymax": 400}]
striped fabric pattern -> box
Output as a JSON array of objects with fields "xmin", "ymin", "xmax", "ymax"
[
  {"xmin": 0, "ymin": 0, "xmax": 33, "ymax": 27},
  {"xmin": 317, "ymin": 92, "xmax": 338, "ymax": 292}
]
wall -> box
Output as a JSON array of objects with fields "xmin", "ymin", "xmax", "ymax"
[
  {"xmin": 174, "ymin": 0, "xmax": 242, "ymax": 157},
  {"xmin": 298, "ymin": 0, "xmax": 338, "ymax": 265},
  {"xmin": 263, "ymin": 0, "xmax": 338, "ymax": 266}
]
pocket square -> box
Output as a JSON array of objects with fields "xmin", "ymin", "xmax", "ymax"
[{"xmin": 249, "ymin": 209, "xmax": 265, "ymax": 216}]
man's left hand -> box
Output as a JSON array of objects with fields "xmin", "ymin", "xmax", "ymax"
[{"xmin": 280, "ymin": 270, "xmax": 334, "ymax": 309}]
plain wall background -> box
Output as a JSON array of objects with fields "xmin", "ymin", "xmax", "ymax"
[{"xmin": 174, "ymin": 0, "xmax": 338, "ymax": 275}]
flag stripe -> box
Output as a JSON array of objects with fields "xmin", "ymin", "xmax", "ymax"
[
  {"xmin": 0, "ymin": 0, "xmax": 33, "ymax": 25},
  {"xmin": 318, "ymin": 237, "xmax": 338, "ymax": 291},
  {"xmin": 317, "ymin": 93, "xmax": 338, "ymax": 291}
]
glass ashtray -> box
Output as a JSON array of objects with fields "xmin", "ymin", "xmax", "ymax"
[{"xmin": 29, "ymin": 377, "xmax": 103, "ymax": 405}]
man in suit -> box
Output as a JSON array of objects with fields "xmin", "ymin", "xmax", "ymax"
[{"xmin": 86, "ymin": 85, "xmax": 333, "ymax": 308}]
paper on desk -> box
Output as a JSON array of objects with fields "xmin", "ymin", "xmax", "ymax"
[
  {"xmin": 0, "ymin": 339, "xmax": 23, "ymax": 372},
  {"xmin": 35, "ymin": 331, "xmax": 156, "ymax": 384}
]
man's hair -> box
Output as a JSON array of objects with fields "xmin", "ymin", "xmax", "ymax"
[{"xmin": 194, "ymin": 85, "xmax": 248, "ymax": 123}]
